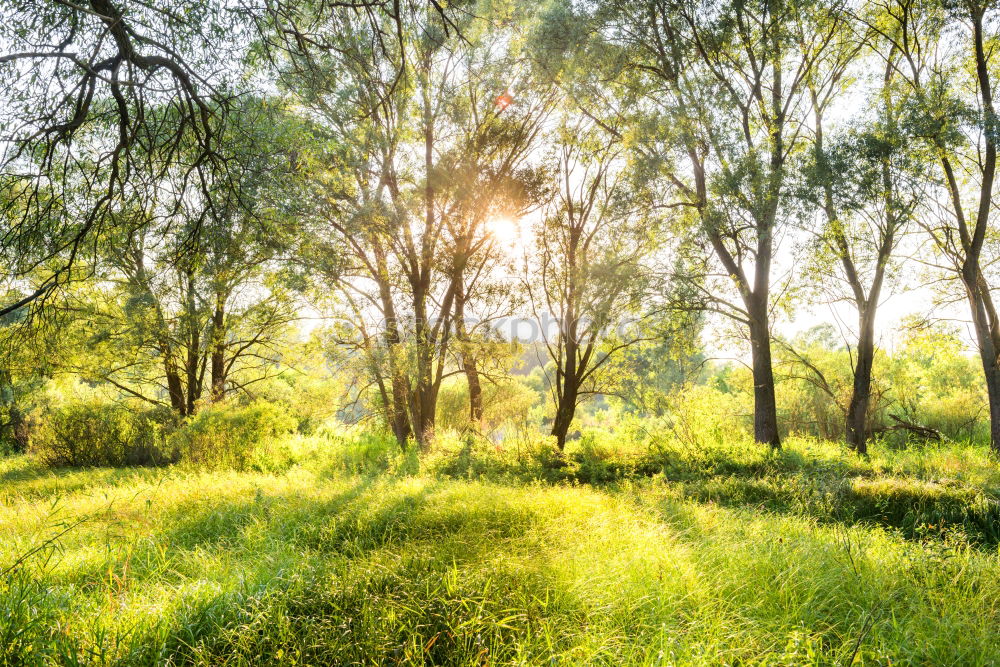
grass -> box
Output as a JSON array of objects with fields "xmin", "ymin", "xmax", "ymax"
[{"xmin": 2, "ymin": 432, "xmax": 1000, "ymax": 665}]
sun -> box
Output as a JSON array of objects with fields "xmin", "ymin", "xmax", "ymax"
[{"xmin": 485, "ymin": 215, "xmax": 522, "ymax": 251}]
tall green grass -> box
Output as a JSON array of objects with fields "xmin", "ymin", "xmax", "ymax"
[{"xmin": 1, "ymin": 431, "xmax": 999, "ymax": 665}]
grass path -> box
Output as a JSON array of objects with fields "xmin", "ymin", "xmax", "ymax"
[{"xmin": 1, "ymin": 453, "xmax": 999, "ymax": 665}]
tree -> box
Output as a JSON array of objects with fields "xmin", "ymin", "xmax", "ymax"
[
  {"xmin": 287, "ymin": 0, "xmax": 547, "ymax": 448},
  {"xmin": 0, "ymin": 0, "xmax": 250, "ymax": 316},
  {"xmin": 799, "ymin": 34, "xmax": 917, "ymax": 454},
  {"xmin": 584, "ymin": 0, "xmax": 852, "ymax": 448},
  {"xmin": 529, "ymin": 122, "xmax": 660, "ymax": 450},
  {"xmin": 72, "ymin": 99, "xmax": 304, "ymax": 416},
  {"xmin": 868, "ymin": 0, "xmax": 1000, "ymax": 452},
  {"xmin": 0, "ymin": 0, "xmax": 458, "ymax": 318}
]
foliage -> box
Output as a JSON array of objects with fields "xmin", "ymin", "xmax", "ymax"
[
  {"xmin": 435, "ymin": 376, "xmax": 538, "ymax": 434},
  {"xmin": 773, "ymin": 322, "xmax": 989, "ymax": 446},
  {"xmin": 167, "ymin": 401, "xmax": 297, "ymax": 472},
  {"xmin": 28, "ymin": 400, "xmax": 177, "ymax": 468},
  {"xmin": 7, "ymin": 0, "xmax": 1000, "ymax": 662}
]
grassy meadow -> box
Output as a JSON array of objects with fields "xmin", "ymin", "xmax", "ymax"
[
  {"xmin": 3, "ymin": 430, "xmax": 1000, "ymax": 666},
  {"xmin": 10, "ymin": 0, "xmax": 1000, "ymax": 664}
]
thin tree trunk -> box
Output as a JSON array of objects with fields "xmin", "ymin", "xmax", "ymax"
[
  {"xmin": 210, "ymin": 290, "xmax": 226, "ymax": 402},
  {"xmin": 967, "ymin": 278, "xmax": 1000, "ymax": 453},
  {"xmin": 465, "ymin": 357, "xmax": 483, "ymax": 426},
  {"xmin": 184, "ymin": 270, "xmax": 201, "ymax": 416},
  {"xmin": 454, "ymin": 281, "xmax": 483, "ymax": 426},
  {"xmin": 408, "ymin": 67, "xmax": 438, "ymax": 452},
  {"xmin": 551, "ymin": 308, "xmax": 580, "ymax": 451},
  {"xmin": 410, "ymin": 283, "xmax": 433, "ymax": 451},
  {"xmin": 371, "ymin": 242, "xmax": 412, "ymax": 450}
]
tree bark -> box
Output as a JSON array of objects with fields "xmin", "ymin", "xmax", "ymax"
[
  {"xmin": 210, "ymin": 290, "xmax": 226, "ymax": 402},
  {"xmin": 465, "ymin": 356, "xmax": 483, "ymax": 426},
  {"xmin": 183, "ymin": 268, "xmax": 201, "ymax": 416},
  {"xmin": 409, "ymin": 370, "xmax": 438, "ymax": 451},
  {"xmin": 454, "ymin": 281, "xmax": 483, "ymax": 426},
  {"xmin": 211, "ymin": 292, "xmax": 226, "ymax": 403},
  {"xmin": 551, "ymin": 300, "xmax": 581, "ymax": 451},
  {"xmin": 981, "ymin": 356, "xmax": 1000, "ymax": 453},
  {"xmin": 163, "ymin": 348, "xmax": 186, "ymax": 416},
  {"xmin": 845, "ymin": 305, "xmax": 876, "ymax": 455},
  {"xmin": 406, "ymin": 68, "xmax": 440, "ymax": 452},
  {"xmin": 550, "ymin": 381, "xmax": 578, "ymax": 451},
  {"xmin": 370, "ymin": 241, "xmax": 412, "ymax": 450},
  {"xmin": 967, "ymin": 275, "xmax": 1000, "ymax": 453},
  {"xmin": 748, "ymin": 303, "xmax": 781, "ymax": 448}
]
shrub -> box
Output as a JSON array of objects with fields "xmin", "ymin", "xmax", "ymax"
[
  {"xmin": 169, "ymin": 401, "xmax": 297, "ymax": 471},
  {"xmin": 663, "ymin": 383, "xmax": 751, "ymax": 448},
  {"xmin": 317, "ymin": 426, "xmax": 405, "ymax": 476},
  {"xmin": 243, "ymin": 370, "xmax": 342, "ymax": 435},
  {"xmin": 29, "ymin": 401, "xmax": 177, "ymax": 467},
  {"xmin": 436, "ymin": 376, "xmax": 539, "ymax": 434}
]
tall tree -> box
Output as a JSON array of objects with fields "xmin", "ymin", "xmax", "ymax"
[
  {"xmin": 868, "ymin": 0, "xmax": 1000, "ymax": 452},
  {"xmin": 529, "ymin": 122, "xmax": 660, "ymax": 450},
  {"xmin": 576, "ymin": 0, "xmax": 852, "ymax": 448},
  {"xmin": 288, "ymin": 0, "xmax": 546, "ymax": 448},
  {"xmin": 800, "ymin": 48, "xmax": 917, "ymax": 454}
]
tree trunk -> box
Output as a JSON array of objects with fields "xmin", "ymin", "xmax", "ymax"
[
  {"xmin": 550, "ymin": 385, "xmax": 578, "ymax": 451},
  {"xmin": 410, "ymin": 382, "xmax": 437, "ymax": 451},
  {"xmin": 411, "ymin": 80, "xmax": 436, "ymax": 452},
  {"xmin": 182, "ymin": 267, "xmax": 201, "ymax": 415},
  {"xmin": 210, "ymin": 291, "xmax": 226, "ymax": 402},
  {"xmin": 185, "ymin": 327, "xmax": 200, "ymax": 415},
  {"xmin": 967, "ymin": 277, "xmax": 1000, "ymax": 453},
  {"xmin": 465, "ymin": 357, "xmax": 483, "ymax": 426},
  {"xmin": 454, "ymin": 282, "xmax": 483, "ymax": 427},
  {"xmin": 389, "ymin": 375, "xmax": 412, "ymax": 448},
  {"xmin": 371, "ymin": 243, "xmax": 412, "ymax": 450},
  {"xmin": 550, "ymin": 337, "xmax": 580, "ymax": 452},
  {"xmin": 846, "ymin": 305, "xmax": 876, "ymax": 455},
  {"xmin": 982, "ymin": 358, "xmax": 1000, "ymax": 453},
  {"xmin": 748, "ymin": 305, "xmax": 781, "ymax": 449},
  {"xmin": 160, "ymin": 343, "xmax": 186, "ymax": 416}
]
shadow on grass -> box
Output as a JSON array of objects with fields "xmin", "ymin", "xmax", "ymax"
[
  {"xmin": 0, "ymin": 461, "xmax": 164, "ymax": 503},
  {"xmin": 58, "ymin": 480, "xmax": 582, "ymax": 666},
  {"xmin": 433, "ymin": 442, "xmax": 1000, "ymax": 547},
  {"xmin": 669, "ymin": 472, "xmax": 1000, "ymax": 546}
]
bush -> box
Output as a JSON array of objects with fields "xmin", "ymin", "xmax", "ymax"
[
  {"xmin": 436, "ymin": 376, "xmax": 539, "ymax": 434},
  {"xmin": 316, "ymin": 426, "xmax": 406, "ymax": 476},
  {"xmin": 29, "ymin": 401, "xmax": 177, "ymax": 467},
  {"xmin": 169, "ymin": 401, "xmax": 297, "ymax": 471},
  {"xmin": 662, "ymin": 383, "xmax": 751, "ymax": 448}
]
